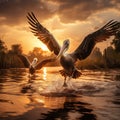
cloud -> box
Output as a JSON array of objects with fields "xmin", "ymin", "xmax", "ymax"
[
  {"xmin": 54, "ymin": 0, "xmax": 120, "ymax": 23},
  {"xmin": 0, "ymin": 0, "xmax": 56, "ymax": 25},
  {"xmin": 0, "ymin": 0, "xmax": 120, "ymax": 53},
  {"xmin": 0, "ymin": 0, "xmax": 120, "ymax": 25}
]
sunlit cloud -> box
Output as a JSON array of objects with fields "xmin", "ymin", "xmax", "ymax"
[
  {"xmin": 42, "ymin": 0, "xmax": 60, "ymax": 13},
  {"xmin": 0, "ymin": 23, "xmax": 49, "ymax": 53},
  {"xmin": 0, "ymin": 0, "xmax": 120, "ymax": 53}
]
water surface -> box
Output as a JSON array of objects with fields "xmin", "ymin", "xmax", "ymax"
[{"xmin": 0, "ymin": 67, "xmax": 120, "ymax": 120}]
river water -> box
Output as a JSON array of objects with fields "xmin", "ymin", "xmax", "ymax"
[{"xmin": 0, "ymin": 67, "xmax": 120, "ymax": 120}]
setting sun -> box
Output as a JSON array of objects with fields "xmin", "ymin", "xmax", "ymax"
[{"xmin": 33, "ymin": 38, "xmax": 49, "ymax": 51}]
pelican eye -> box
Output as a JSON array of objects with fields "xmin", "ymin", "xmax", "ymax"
[{"xmin": 63, "ymin": 39, "xmax": 70, "ymax": 46}]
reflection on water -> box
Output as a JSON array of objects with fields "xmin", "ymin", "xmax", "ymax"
[
  {"xmin": 43, "ymin": 67, "xmax": 47, "ymax": 80},
  {"xmin": 0, "ymin": 67, "xmax": 120, "ymax": 120}
]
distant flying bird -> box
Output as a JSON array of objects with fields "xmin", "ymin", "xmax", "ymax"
[
  {"xmin": 27, "ymin": 12, "xmax": 120, "ymax": 86},
  {"xmin": 18, "ymin": 54, "xmax": 54, "ymax": 75}
]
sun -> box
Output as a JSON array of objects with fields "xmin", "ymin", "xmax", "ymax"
[
  {"xmin": 40, "ymin": 43, "xmax": 49, "ymax": 51},
  {"xmin": 33, "ymin": 38, "xmax": 49, "ymax": 51}
]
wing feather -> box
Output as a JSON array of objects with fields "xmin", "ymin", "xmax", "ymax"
[
  {"xmin": 72, "ymin": 20, "xmax": 120, "ymax": 60},
  {"xmin": 17, "ymin": 54, "xmax": 30, "ymax": 68},
  {"xmin": 27, "ymin": 12, "xmax": 60, "ymax": 55},
  {"xmin": 35, "ymin": 58, "xmax": 55, "ymax": 70}
]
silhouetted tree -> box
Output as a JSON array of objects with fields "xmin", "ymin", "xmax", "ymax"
[
  {"xmin": 7, "ymin": 44, "xmax": 24, "ymax": 68},
  {"xmin": 28, "ymin": 47, "xmax": 48, "ymax": 62},
  {"xmin": 0, "ymin": 39, "xmax": 8, "ymax": 68},
  {"xmin": 91, "ymin": 47, "xmax": 102, "ymax": 59},
  {"xmin": 77, "ymin": 47, "xmax": 104, "ymax": 69},
  {"xmin": 111, "ymin": 31, "xmax": 120, "ymax": 52},
  {"xmin": 0, "ymin": 39, "xmax": 7, "ymax": 53},
  {"xmin": 9, "ymin": 44, "xmax": 23, "ymax": 55},
  {"xmin": 103, "ymin": 46, "xmax": 120, "ymax": 68}
]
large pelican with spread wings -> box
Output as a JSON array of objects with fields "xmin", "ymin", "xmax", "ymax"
[{"xmin": 27, "ymin": 12, "xmax": 120, "ymax": 86}]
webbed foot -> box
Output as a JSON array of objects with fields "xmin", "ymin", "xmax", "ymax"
[{"xmin": 63, "ymin": 82, "xmax": 68, "ymax": 87}]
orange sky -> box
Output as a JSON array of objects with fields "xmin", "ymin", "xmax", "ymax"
[{"xmin": 0, "ymin": 0, "xmax": 120, "ymax": 53}]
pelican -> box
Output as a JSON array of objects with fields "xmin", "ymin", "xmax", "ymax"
[
  {"xmin": 27, "ymin": 12, "xmax": 120, "ymax": 86},
  {"xmin": 17, "ymin": 54, "xmax": 54, "ymax": 75}
]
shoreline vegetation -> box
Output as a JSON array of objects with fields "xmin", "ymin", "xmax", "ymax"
[{"xmin": 0, "ymin": 32, "xmax": 120, "ymax": 70}]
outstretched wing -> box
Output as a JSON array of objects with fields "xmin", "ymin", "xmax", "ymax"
[
  {"xmin": 35, "ymin": 58, "xmax": 55, "ymax": 70},
  {"xmin": 17, "ymin": 54, "xmax": 30, "ymax": 68},
  {"xmin": 72, "ymin": 20, "xmax": 120, "ymax": 60},
  {"xmin": 27, "ymin": 12, "xmax": 60, "ymax": 55}
]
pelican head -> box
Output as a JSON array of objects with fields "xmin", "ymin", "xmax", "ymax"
[
  {"xmin": 31, "ymin": 58, "xmax": 38, "ymax": 67},
  {"xmin": 57, "ymin": 39, "xmax": 70, "ymax": 58}
]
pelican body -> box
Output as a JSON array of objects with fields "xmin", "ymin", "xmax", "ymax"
[
  {"xmin": 17, "ymin": 54, "xmax": 54, "ymax": 75},
  {"xmin": 27, "ymin": 12, "xmax": 120, "ymax": 86},
  {"xmin": 57, "ymin": 40, "xmax": 81, "ymax": 80},
  {"xmin": 29, "ymin": 58, "xmax": 38, "ymax": 74}
]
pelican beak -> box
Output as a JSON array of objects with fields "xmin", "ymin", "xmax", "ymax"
[
  {"xmin": 31, "ymin": 58, "xmax": 38, "ymax": 67},
  {"xmin": 57, "ymin": 39, "xmax": 69, "ymax": 59},
  {"xmin": 57, "ymin": 44, "xmax": 67, "ymax": 59}
]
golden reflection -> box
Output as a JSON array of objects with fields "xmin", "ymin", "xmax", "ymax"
[
  {"xmin": 34, "ymin": 98, "xmax": 44, "ymax": 104},
  {"xmin": 0, "ymin": 94, "xmax": 33, "ymax": 116},
  {"xmin": 43, "ymin": 67, "xmax": 47, "ymax": 80},
  {"xmin": 30, "ymin": 96, "xmax": 66, "ymax": 109},
  {"xmin": 43, "ymin": 97, "xmax": 66, "ymax": 108}
]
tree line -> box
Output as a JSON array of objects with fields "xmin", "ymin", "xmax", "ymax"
[
  {"xmin": 0, "ymin": 31, "xmax": 120, "ymax": 69},
  {"xmin": 0, "ymin": 40, "xmax": 59, "ymax": 69},
  {"xmin": 77, "ymin": 31, "xmax": 120, "ymax": 69}
]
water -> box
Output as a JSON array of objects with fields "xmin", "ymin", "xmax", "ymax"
[{"xmin": 0, "ymin": 67, "xmax": 120, "ymax": 120}]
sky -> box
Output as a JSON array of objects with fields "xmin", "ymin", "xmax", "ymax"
[{"xmin": 0, "ymin": 0, "xmax": 120, "ymax": 53}]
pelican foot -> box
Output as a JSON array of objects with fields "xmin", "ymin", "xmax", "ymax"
[
  {"xmin": 63, "ymin": 82, "xmax": 68, "ymax": 87},
  {"xmin": 59, "ymin": 69, "xmax": 67, "ymax": 77},
  {"xmin": 72, "ymin": 70, "xmax": 82, "ymax": 78}
]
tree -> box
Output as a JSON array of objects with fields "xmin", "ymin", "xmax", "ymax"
[
  {"xmin": 77, "ymin": 47, "xmax": 104, "ymax": 69},
  {"xmin": 9, "ymin": 44, "xmax": 23, "ymax": 55},
  {"xmin": 28, "ymin": 47, "xmax": 47, "ymax": 62},
  {"xmin": 7, "ymin": 44, "xmax": 24, "ymax": 68},
  {"xmin": 111, "ymin": 31, "xmax": 120, "ymax": 52},
  {"xmin": 0, "ymin": 39, "xmax": 8, "ymax": 68},
  {"xmin": 90, "ymin": 47, "xmax": 102, "ymax": 59},
  {"xmin": 103, "ymin": 46, "xmax": 120, "ymax": 68},
  {"xmin": 0, "ymin": 39, "xmax": 7, "ymax": 53}
]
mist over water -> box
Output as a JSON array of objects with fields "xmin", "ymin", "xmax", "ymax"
[{"xmin": 0, "ymin": 67, "xmax": 120, "ymax": 120}]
